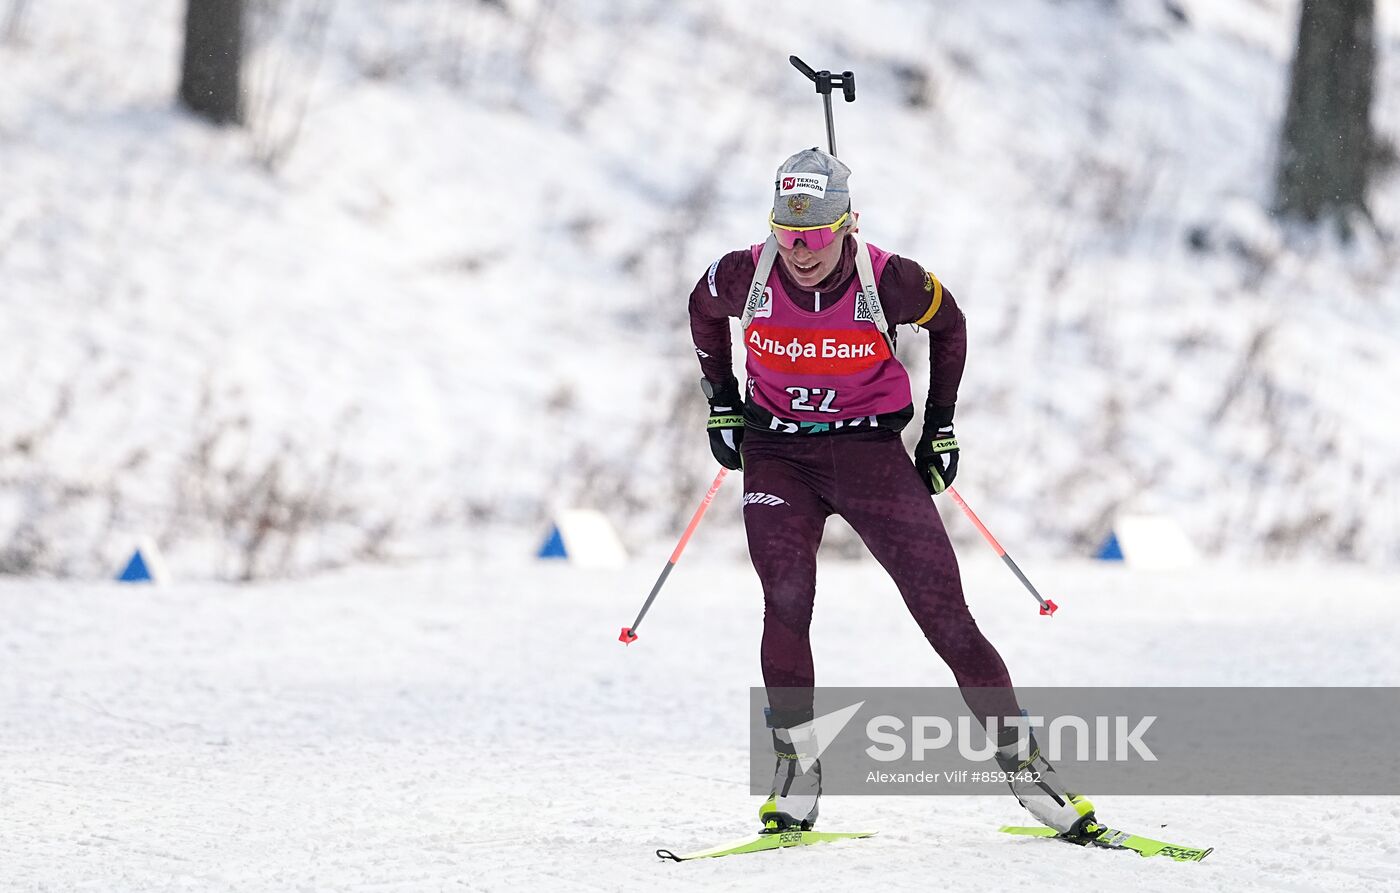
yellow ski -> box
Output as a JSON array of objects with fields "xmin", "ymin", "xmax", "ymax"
[{"xmin": 657, "ymin": 829, "xmax": 875, "ymax": 861}]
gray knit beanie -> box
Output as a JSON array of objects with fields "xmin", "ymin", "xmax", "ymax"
[{"xmin": 772, "ymin": 147, "xmax": 852, "ymax": 226}]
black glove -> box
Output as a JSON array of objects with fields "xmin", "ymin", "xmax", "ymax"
[
  {"xmin": 914, "ymin": 404, "xmax": 959, "ymax": 494},
  {"xmin": 702, "ymin": 377, "xmax": 745, "ymax": 470}
]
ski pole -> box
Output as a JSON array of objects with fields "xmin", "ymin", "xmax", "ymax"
[
  {"xmin": 945, "ymin": 486, "xmax": 1058, "ymax": 616},
  {"xmin": 789, "ymin": 55, "xmax": 856, "ymax": 157},
  {"xmin": 618, "ymin": 467, "xmax": 729, "ymax": 644}
]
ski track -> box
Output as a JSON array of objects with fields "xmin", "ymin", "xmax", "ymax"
[{"xmin": 2, "ymin": 554, "xmax": 1398, "ymax": 890}]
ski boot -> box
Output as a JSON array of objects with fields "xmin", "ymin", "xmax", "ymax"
[
  {"xmin": 996, "ymin": 733, "xmax": 1098, "ymax": 838},
  {"xmin": 759, "ymin": 720, "xmax": 821, "ymax": 831}
]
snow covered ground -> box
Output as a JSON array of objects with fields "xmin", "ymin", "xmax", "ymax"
[{"xmin": 4, "ymin": 548, "xmax": 1398, "ymax": 890}]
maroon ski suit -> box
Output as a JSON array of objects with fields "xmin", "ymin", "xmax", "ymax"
[{"xmin": 689, "ymin": 236, "xmax": 1020, "ymax": 726}]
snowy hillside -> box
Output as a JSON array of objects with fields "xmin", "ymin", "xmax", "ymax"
[{"xmin": 2, "ymin": 0, "xmax": 1400, "ymax": 578}]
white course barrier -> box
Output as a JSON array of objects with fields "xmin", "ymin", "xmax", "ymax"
[
  {"xmin": 1095, "ymin": 514, "xmax": 1198, "ymax": 571},
  {"xmin": 537, "ymin": 509, "xmax": 628, "ymax": 569}
]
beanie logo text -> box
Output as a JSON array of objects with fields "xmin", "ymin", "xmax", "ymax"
[{"xmin": 777, "ymin": 173, "xmax": 828, "ymax": 198}]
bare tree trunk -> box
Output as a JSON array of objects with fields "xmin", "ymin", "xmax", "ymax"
[
  {"xmin": 1274, "ymin": 0, "xmax": 1375, "ymax": 235},
  {"xmin": 3, "ymin": 0, "xmax": 32, "ymax": 43},
  {"xmin": 179, "ymin": 0, "xmax": 245, "ymax": 125}
]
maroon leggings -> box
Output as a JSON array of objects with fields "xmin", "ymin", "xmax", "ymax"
[{"xmin": 742, "ymin": 428, "xmax": 1020, "ymax": 727}]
